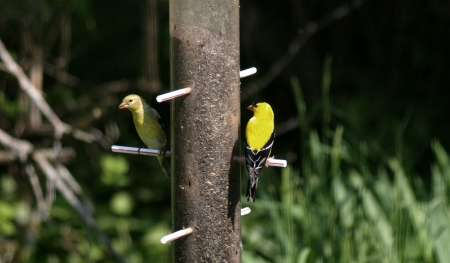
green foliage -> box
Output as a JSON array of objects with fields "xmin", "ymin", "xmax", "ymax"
[
  {"xmin": 100, "ymin": 154, "xmax": 130, "ymax": 186},
  {"xmin": 0, "ymin": 91, "xmax": 21, "ymax": 118},
  {"xmin": 110, "ymin": 191, "xmax": 134, "ymax": 216},
  {"xmin": 243, "ymin": 129, "xmax": 450, "ymax": 263},
  {"xmin": 0, "ymin": 175, "xmax": 18, "ymax": 236},
  {"xmin": 0, "ymin": 200, "xmax": 16, "ymax": 236},
  {"xmin": 241, "ymin": 72, "xmax": 450, "ymax": 263}
]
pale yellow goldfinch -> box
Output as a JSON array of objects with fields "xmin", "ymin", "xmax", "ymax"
[
  {"xmin": 244, "ymin": 102, "xmax": 275, "ymax": 203},
  {"xmin": 119, "ymin": 94, "xmax": 171, "ymax": 178}
]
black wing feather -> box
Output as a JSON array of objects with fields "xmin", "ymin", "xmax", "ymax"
[{"xmin": 245, "ymin": 132, "xmax": 275, "ymax": 202}]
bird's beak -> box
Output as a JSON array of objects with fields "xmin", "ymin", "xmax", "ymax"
[
  {"xmin": 118, "ymin": 101, "xmax": 129, "ymax": 109},
  {"xmin": 247, "ymin": 104, "xmax": 254, "ymax": 111}
]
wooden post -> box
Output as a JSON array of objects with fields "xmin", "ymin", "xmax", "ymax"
[{"xmin": 170, "ymin": 0, "xmax": 241, "ymax": 262}]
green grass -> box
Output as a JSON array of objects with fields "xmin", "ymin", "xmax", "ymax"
[
  {"xmin": 241, "ymin": 63, "xmax": 450, "ymax": 263},
  {"xmin": 243, "ymin": 127, "xmax": 450, "ymax": 263}
]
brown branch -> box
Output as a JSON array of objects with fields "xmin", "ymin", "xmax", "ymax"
[
  {"xmin": 0, "ymin": 130, "xmax": 120, "ymax": 260},
  {"xmin": 44, "ymin": 61, "xmax": 80, "ymax": 86},
  {"xmin": 25, "ymin": 163, "xmax": 48, "ymax": 217},
  {"xmin": 32, "ymin": 152, "xmax": 127, "ymax": 263},
  {"xmin": 241, "ymin": 0, "xmax": 365, "ymax": 100},
  {"xmin": 0, "ymin": 39, "xmax": 71, "ymax": 136},
  {"xmin": 56, "ymin": 164, "xmax": 83, "ymax": 194},
  {"xmin": 0, "ymin": 128, "xmax": 33, "ymax": 161},
  {"xmin": 0, "ymin": 61, "xmax": 6, "ymax": 71},
  {"xmin": 275, "ymin": 117, "xmax": 300, "ymax": 136},
  {"xmin": 0, "ymin": 38, "xmax": 125, "ymax": 260},
  {"xmin": 0, "ymin": 148, "xmax": 76, "ymax": 164}
]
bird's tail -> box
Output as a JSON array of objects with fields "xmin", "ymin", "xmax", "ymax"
[
  {"xmin": 246, "ymin": 176, "xmax": 258, "ymax": 203},
  {"xmin": 158, "ymin": 150, "xmax": 171, "ymax": 178}
]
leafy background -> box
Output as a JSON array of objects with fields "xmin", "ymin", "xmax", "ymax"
[{"xmin": 1, "ymin": 0, "xmax": 450, "ymax": 262}]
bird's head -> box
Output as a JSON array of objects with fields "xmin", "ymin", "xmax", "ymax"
[
  {"xmin": 119, "ymin": 94, "xmax": 145, "ymax": 112},
  {"xmin": 247, "ymin": 102, "xmax": 273, "ymax": 117}
]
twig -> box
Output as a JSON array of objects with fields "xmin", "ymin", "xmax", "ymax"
[
  {"xmin": 44, "ymin": 61, "xmax": 80, "ymax": 87},
  {"xmin": 0, "ymin": 128, "xmax": 33, "ymax": 161},
  {"xmin": 24, "ymin": 163, "xmax": 48, "ymax": 217},
  {"xmin": 33, "ymin": 152, "xmax": 127, "ymax": 263},
  {"xmin": 0, "ymin": 128, "xmax": 124, "ymax": 262},
  {"xmin": 275, "ymin": 117, "xmax": 300, "ymax": 136},
  {"xmin": 57, "ymin": 164, "xmax": 93, "ymax": 213},
  {"xmin": 36, "ymin": 148, "xmax": 76, "ymax": 163},
  {"xmin": 0, "ymin": 148, "xmax": 76, "ymax": 164},
  {"xmin": 241, "ymin": 0, "xmax": 365, "ymax": 100},
  {"xmin": 0, "ymin": 39, "xmax": 71, "ymax": 136}
]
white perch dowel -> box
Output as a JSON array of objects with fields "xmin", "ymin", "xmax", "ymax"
[
  {"xmin": 156, "ymin": 87, "xmax": 191, "ymax": 103},
  {"xmin": 267, "ymin": 158, "xmax": 287, "ymax": 167},
  {"xmin": 239, "ymin": 67, "xmax": 257, "ymax": 78},
  {"xmin": 234, "ymin": 156, "xmax": 287, "ymax": 167},
  {"xmin": 161, "ymin": 227, "xmax": 193, "ymax": 244},
  {"xmin": 155, "ymin": 69, "xmax": 256, "ymax": 102},
  {"xmin": 111, "ymin": 145, "xmax": 171, "ymax": 157},
  {"xmin": 241, "ymin": 207, "xmax": 251, "ymax": 216}
]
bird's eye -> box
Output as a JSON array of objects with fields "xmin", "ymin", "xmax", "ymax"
[
  {"xmin": 252, "ymin": 102, "xmax": 257, "ymax": 108},
  {"xmin": 129, "ymin": 99, "xmax": 133, "ymax": 102}
]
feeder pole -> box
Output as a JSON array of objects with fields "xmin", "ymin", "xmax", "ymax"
[{"xmin": 170, "ymin": 0, "xmax": 241, "ymax": 262}]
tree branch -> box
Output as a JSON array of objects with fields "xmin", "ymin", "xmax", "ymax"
[
  {"xmin": 0, "ymin": 128, "xmax": 33, "ymax": 161},
  {"xmin": 25, "ymin": 163, "xmax": 49, "ymax": 217},
  {"xmin": 33, "ymin": 152, "xmax": 127, "ymax": 263},
  {"xmin": 241, "ymin": 0, "xmax": 365, "ymax": 100},
  {"xmin": 0, "ymin": 39, "xmax": 71, "ymax": 136},
  {"xmin": 0, "ymin": 128, "xmax": 121, "ymax": 260}
]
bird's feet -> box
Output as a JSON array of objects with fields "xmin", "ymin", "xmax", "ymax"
[
  {"xmin": 137, "ymin": 145, "xmax": 146, "ymax": 155},
  {"xmin": 159, "ymin": 148, "xmax": 167, "ymax": 156}
]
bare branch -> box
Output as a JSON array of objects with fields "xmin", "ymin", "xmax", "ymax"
[
  {"xmin": 0, "ymin": 147, "xmax": 76, "ymax": 164},
  {"xmin": 275, "ymin": 117, "xmax": 300, "ymax": 137},
  {"xmin": 0, "ymin": 128, "xmax": 33, "ymax": 161},
  {"xmin": 241, "ymin": 0, "xmax": 365, "ymax": 100},
  {"xmin": 0, "ymin": 151, "xmax": 14, "ymax": 163},
  {"xmin": 56, "ymin": 164, "xmax": 84, "ymax": 195},
  {"xmin": 72, "ymin": 128, "xmax": 96, "ymax": 143},
  {"xmin": 0, "ymin": 39, "xmax": 71, "ymax": 136},
  {"xmin": 57, "ymin": 164, "xmax": 93, "ymax": 213},
  {"xmin": 24, "ymin": 163, "xmax": 49, "ymax": 217},
  {"xmin": 33, "ymin": 152, "xmax": 127, "ymax": 263},
  {"xmin": 44, "ymin": 61, "xmax": 80, "ymax": 86},
  {"xmin": 0, "ymin": 128, "xmax": 120, "ymax": 260}
]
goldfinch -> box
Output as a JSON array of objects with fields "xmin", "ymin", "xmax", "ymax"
[
  {"xmin": 119, "ymin": 94, "xmax": 171, "ymax": 178},
  {"xmin": 244, "ymin": 102, "xmax": 275, "ymax": 202}
]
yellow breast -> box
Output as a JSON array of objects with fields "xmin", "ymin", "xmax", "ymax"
[
  {"xmin": 132, "ymin": 108, "xmax": 166, "ymax": 149},
  {"xmin": 245, "ymin": 103, "xmax": 274, "ymax": 150}
]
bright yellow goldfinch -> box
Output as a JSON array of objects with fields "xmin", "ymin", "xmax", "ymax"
[
  {"xmin": 244, "ymin": 102, "xmax": 275, "ymax": 203},
  {"xmin": 119, "ymin": 94, "xmax": 171, "ymax": 178}
]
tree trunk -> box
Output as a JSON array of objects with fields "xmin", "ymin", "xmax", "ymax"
[{"xmin": 170, "ymin": 0, "xmax": 241, "ymax": 262}]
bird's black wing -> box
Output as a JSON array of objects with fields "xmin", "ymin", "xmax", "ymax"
[{"xmin": 245, "ymin": 132, "xmax": 275, "ymax": 202}]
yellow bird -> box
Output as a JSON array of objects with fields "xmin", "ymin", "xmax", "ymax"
[
  {"xmin": 244, "ymin": 102, "xmax": 275, "ymax": 203},
  {"xmin": 119, "ymin": 94, "xmax": 171, "ymax": 178}
]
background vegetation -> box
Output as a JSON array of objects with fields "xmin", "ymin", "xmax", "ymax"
[{"xmin": 1, "ymin": 0, "xmax": 449, "ymax": 262}]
